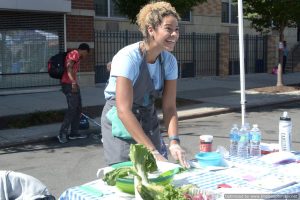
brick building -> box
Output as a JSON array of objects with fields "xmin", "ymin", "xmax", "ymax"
[
  {"xmin": 94, "ymin": 0, "xmax": 298, "ymax": 45},
  {"xmin": 67, "ymin": 0, "xmax": 94, "ymax": 85},
  {"xmin": 94, "ymin": 0, "xmax": 299, "ymax": 80},
  {"xmin": 0, "ymin": 0, "xmax": 299, "ymax": 90}
]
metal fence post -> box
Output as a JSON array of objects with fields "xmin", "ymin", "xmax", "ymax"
[
  {"xmin": 245, "ymin": 34, "xmax": 249, "ymax": 73},
  {"xmin": 94, "ymin": 30, "xmax": 97, "ymax": 68},
  {"xmin": 216, "ymin": 33, "xmax": 220, "ymax": 76},
  {"xmin": 125, "ymin": 30, "xmax": 129, "ymax": 46},
  {"xmin": 255, "ymin": 35, "xmax": 258, "ymax": 65},
  {"xmin": 291, "ymin": 46, "xmax": 294, "ymax": 72},
  {"xmin": 264, "ymin": 35, "xmax": 268, "ymax": 72},
  {"xmin": 192, "ymin": 32, "xmax": 196, "ymax": 76}
]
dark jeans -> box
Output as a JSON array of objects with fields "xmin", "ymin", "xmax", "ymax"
[{"xmin": 59, "ymin": 83, "xmax": 82, "ymax": 135}]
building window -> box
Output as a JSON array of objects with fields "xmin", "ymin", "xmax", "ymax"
[
  {"xmin": 94, "ymin": 0, "xmax": 126, "ymax": 18},
  {"xmin": 181, "ymin": 11, "xmax": 191, "ymax": 22},
  {"xmin": 0, "ymin": 11, "xmax": 64, "ymax": 89},
  {"xmin": 0, "ymin": 12, "xmax": 64, "ymax": 75},
  {"xmin": 222, "ymin": 0, "xmax": 238, "ymax": 24},
  {"xmin": 0, "ymin": 30, "xmax": 60, "ymax": 74}
]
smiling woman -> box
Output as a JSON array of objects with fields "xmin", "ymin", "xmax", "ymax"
[
  {"xmin": 136, "ymin": 1, "xmax": 180, "ymax": 45},
  {"xmin": 101, "ymin": 1, "xmax": 189, "ymax": 168}
]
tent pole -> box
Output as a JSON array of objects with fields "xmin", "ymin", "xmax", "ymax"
[{"xmin": 238, "ymin": 0, "xmax": 246, "ymax": 126}]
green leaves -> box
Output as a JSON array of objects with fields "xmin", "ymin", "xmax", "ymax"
[
  {"xmin": 103, "ymin": 167, "xmax": 136, "ymax": 186},
  {"xmin": 129, "ymin": 144, "xmax": 186, "ymax": 199},
  {"xmin": 241, "ymin": 0, "xmax": 300, "ymax": 35},
  {"xmin": 129, "ymin": 144, "xmax": 158, "ymax": 184},
  {"xmin": 102, "ymin": 144, "xmax": 157, "ymax": 186},
  {"xmin": 103, "ymin": 144, "xmax": 187, "ymax": 199},
  {"xmin": 137, "ymin": 183, "xmax": 186, "ymax": 200}
]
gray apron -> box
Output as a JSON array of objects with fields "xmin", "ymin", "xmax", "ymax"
[{"xmin": 101, "ymin": 50, "xmax": 164, "ymax": 165}]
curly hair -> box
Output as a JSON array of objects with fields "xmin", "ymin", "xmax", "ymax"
[{"xmin": 136, "ymin": 1, "xmax": 180, "ymax": 41}]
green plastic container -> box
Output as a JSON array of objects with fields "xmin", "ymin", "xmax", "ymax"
[{"xmin": 111, "ymin": 161, "xmax": 179, "ymax": 194}]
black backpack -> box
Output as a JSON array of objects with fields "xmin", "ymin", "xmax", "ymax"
[{"xmin": 47, "ymin": 52, "xmax": 68, "ymax": 79}]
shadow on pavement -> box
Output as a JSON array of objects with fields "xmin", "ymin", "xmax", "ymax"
[{"xmin": 0, "ymin": 134, "xmax": 102, "ymax": 155}]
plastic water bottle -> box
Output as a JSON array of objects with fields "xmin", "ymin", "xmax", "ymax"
[
  {"xmin": 279, "ymin": 111, "xmax": 292, "ymax": 151},
  {"xmin": 229, "ymin": 124, "xmax": 239, "ymax": 156},
  {"xmin": 237, "ymin": 125, "xmax": 249, "ymax": 158},
  {"xmin": 244, "ymin": 122, "xmax": 251, "ymax": 154},
  {"xmin": 250, "ymin": 124, "xmax": 262, "ymax": 157}
]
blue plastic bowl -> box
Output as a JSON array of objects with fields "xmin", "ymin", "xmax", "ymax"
[{"xmin": 195, "ymin": 152, "xmax": 223, "ymax": 167}]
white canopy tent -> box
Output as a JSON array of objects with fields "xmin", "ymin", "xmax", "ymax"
[{"xmin": 238, "ymin": 0, "xmax": 246, "ymax": 126}]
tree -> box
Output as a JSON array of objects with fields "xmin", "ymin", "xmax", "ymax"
[
  {"xmin": 241, "ymin": 0, "xmax": 300, "ymax": 86},
  {"xmin": 114, "ymin": 0, "xmax": 207, "ymax": 23}
]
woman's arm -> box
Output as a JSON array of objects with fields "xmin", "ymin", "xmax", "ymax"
[
  {"xmin": 162, "ymin": 79, "xmax": 179, "ymax": 145},
  {"xmin": 162, "ymin": 80, "xmax": 189, "ymax": 167},
  {"xmin": 116, "ymin": 76, "xmax": 157, "ymax": 151}
]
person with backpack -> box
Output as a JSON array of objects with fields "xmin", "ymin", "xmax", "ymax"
[
  {"xmin": 57, "ymin": 43, "xmax": 90, "ymax": 144},
  {"xmin": 101, "ymin": 1, "xmax": 189, "ymax": 168}
]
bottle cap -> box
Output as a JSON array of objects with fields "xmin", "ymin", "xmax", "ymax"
[
  {"xmin": 280, "ymin": 111, "xmax": 291, "ymax": 121},
  {"xmin": 200, "ymin": 135, "xmax": 213, "ymax": 142}
]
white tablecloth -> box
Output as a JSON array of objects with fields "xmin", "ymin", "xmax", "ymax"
[
  {"xmin": 58, "ymin": 156, "xmax": 300, "ymax": 200},
  {"xmin": 58, "ymin": 179, "xmax": 134, "ymax": 200}
]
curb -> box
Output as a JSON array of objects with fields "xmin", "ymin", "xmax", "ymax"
[
  {"xmin": 177, "ymin": 97, "xmax": 300, "ymax": 122},
  {"xmin": 1, "ymin": 98, "xmax": 300, "ymax": 149}
]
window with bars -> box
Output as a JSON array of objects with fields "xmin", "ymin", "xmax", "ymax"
[
  {"xmin": 94, "ymin": 0, "xmax": 125, "ymax": 18},
  {"xmin": 0, "ymin": 30, "xmax": 61, "ymax": 74},
  {"xmin": 0, "ymin": 15, "xmax": 64, "ymax": 75},
  {"xmin": 222, "ymin": 0, "xmax": 238, "ymax": 24},
  {"xmin": 0, "ymin": 11, "xmax": 64, "ymax": 88}
]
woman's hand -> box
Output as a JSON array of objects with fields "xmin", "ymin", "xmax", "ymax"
[
  {"xmin": 151, "ymin": 150, "xmax": 168, "ymax": 162},
  {"xmin": 169, "ymin": 143, "xmax": 190, "ymax": 168}
]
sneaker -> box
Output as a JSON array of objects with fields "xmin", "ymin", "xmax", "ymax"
[
  {"xmin": 69, "ymin": 133, "xmax": 88, "ymax": 140},
  {"xmin": 57, "ymin": 134, "xmax": 68, "ymax": 144}
]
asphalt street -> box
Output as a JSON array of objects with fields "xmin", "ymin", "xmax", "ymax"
[{"xmin": 1, "ymin": 102, "xmax": 300, "ymax": 198}]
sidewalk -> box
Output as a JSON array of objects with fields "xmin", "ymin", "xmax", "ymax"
[{"xmin": 1, "ymin": 72, "xmax": 300, "ymax": 148}]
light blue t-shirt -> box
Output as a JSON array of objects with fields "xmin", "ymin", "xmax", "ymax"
[{"xmin": 104, "ymin": 42, "xmax": 178, "ymax": 99}]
